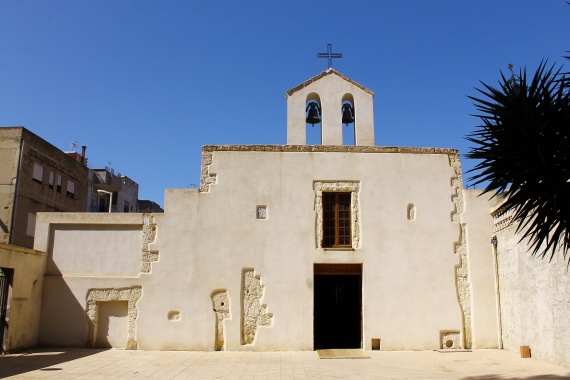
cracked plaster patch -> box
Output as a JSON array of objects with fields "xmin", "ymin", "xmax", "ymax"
[
  {"xmin": 241, "ymin": 269, "xmax": 273, "ymax": 345},
  {"xmin": 85, "ymin": 286, "xmax": 142, "ymax": 349},
  {"xmin": 212, "ymin": 290, "xmax": 230, "ymax": 351},
  {"xmin": 314, "ymin": 181, "xmax": 360, "ymax": 249},
  {"xmin": 141, "ymin": 214, "xmax": 159, "ymax": 273}
]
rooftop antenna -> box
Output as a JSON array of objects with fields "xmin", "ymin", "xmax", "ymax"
[{"xmin": 71, "ymin": 141, "xmax": 78, "ymax": 151}]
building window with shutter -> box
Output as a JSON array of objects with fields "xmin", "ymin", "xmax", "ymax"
[
  {"xmin": 67, "ymin": 180, "xmax": 75, "ymax": 198},
  {"xmin": 314, "ymin": 181, "xmax": 360, "ymax": 250},
  {"xmin": 32, "ymin": 162, "xmax": 43, "ymax": 183},
  {"xmin": 48, "ymin": 171, "xmax": 54, "ymax": 189},
  {"xmin": 322, "ymin": 192, "xmax": 352, "ymax": 247},
  {"xmin": 56, "ymin": 175, "xmax": 62, "ymax": 193}
]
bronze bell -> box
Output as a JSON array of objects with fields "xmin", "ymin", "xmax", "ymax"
[
  {"xmin": 342, "ymin": 103, "xmax": 355, "ymax": 125},
  {"xmin": 306, "ymin": 102, "xmax": 321, "ymax": 125}
]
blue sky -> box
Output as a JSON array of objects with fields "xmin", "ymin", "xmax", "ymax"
[{"xmin": 1, "ymin": 1, "xmax": 568, "ymax": 207}]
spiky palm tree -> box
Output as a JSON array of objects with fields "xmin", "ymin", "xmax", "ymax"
[{"xmin": 466, "ymin": 60, "xmax": 570, "ymax": 263}]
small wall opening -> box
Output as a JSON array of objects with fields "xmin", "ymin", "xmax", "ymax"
[{"xmin": 371, "ymin": 338, "xmax": 381, "ymax": 350}]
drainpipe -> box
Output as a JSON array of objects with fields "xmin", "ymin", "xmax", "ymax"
[
  {"xmin": 9, "ymin": 139, "xmax": 25, "ymax": 245},
  {"xmin": 491, "ymin": 235, "xmax": 503, "ymax": 349}
]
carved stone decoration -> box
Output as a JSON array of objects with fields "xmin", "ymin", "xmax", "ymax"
[
  {"xmin": 313, "ymin": 181, "xmax": 360, "ymax": 249},
  {"xmin": 200, "ymin": 150, "xmax": 217, "ymax": 192},
  {"xmin": 85, "ymin": 286, "xmax": 142, "ymax": 350},
  {"xmin": 141, "ymin": 214, "xmax": 159, "ymax": 273},
  {"xmin": 491, "ymin": 205, "xmax": 514, "ymax": 233},
  {"xmin": 407, "ymin": 203, "xmax": 416, "ymax": 221},
  {"xmin": 449, "ymin": 153, "xmax": 465, "ymax": 223},
  {"xmin": 241, "ymin": 269, "xmax": 273, "ymax": 345},
  {"xmin": 448, "ymin": 153, "xmax": 472, "ymax": 349},
  {"xmin": 454, "ymin": 223, "xmax": 472, "ymax": 349},
  {"xmin": 211, "ymin": 290, "xmax": 230, "ymax": 351}
]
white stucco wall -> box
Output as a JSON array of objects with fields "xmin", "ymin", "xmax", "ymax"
[
  {"xmin": 34, "ymin": 146, "xmax": 497, "ymax": 352},
  {"xmin": 463, "ymin": 190, "xmax": 501, "ymax": 348},
  {"xmin": 493, "ymin": 207, "xmax": 570, "ymax": 368},
  {"xmin": 48, "ymin": 226, "xmax": 142, "ymax": 277}
]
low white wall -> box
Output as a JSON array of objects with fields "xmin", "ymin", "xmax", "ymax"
[
  {"xmin": 494, "ymin": 209, "xmax": 570, "ymax": 368},
  {"xmin": 0, "ymin": 243, "xmax": 47, "ymax": 352}
]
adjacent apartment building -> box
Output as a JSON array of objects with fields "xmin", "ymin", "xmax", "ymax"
[
  {"xmin": 0, "ymin": 126, "xmax": 160, "ymax": 249},
  {"xmin": 88, "ymin": 167, "xmax": 139, "ymax": 213},
  {"xmin": 0, "ymin": 127, "xmax": 89, "ymax": 248}
]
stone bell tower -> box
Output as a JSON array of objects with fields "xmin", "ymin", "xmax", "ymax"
[{"xmin": 285, "ymin": 68, "xmax": 375, "ymax": 146}]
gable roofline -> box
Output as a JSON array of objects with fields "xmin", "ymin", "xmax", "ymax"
[{"xmin": 285, "ymin": 68, "xmax": 375, "ymax": 98}]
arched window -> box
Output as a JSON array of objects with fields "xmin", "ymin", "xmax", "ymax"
[
  {"xmin": 341, "ymin": 94, "xmax": 355, "ymax": 146},
  {"xmin": 306, "ymin": 93, "xmax": 322, "ymax": 145}
]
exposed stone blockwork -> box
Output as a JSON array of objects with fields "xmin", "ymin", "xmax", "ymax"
[
  {"xmin": 449, "ymin": 153, "xmax": 465, "ymax": 223},
  {"xmin": 241, "ymin": 269, "xmax": 273, "ymax": 345},
  {"xmin": 211, "ymin": 290, "xmax": 230, "ymax": 351},
  {"xmin": 85, "ymin": 286, "xmax": 142, "ymax": 349},
  {"xmin": 141, "ymin": 214, "xmax": 159, "ymax": 273},
  {"xmin": 449, "ymin": 153, "xmax": 472, "ymax": 349},
  {"xmin": 200, "ymin": 151, "xmax": 217, "ymax": 192},
  {"xmin": 313, "ymin": 181, "xmax": 360, "ymax": 249}
]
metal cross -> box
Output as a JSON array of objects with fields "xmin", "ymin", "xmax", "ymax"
[{"xmin": 317, "ymin": 44, "xmax": 342, "ymax": 69}]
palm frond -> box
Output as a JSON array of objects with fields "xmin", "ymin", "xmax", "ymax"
[{"xmin": 466, "ymin": 61, "xmax": 570, "ymax": 263}]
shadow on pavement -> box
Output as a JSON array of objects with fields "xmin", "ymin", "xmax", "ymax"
[
  {"xmin": 461, "ymin": 375, "xmax": 570, "ymax": 380},
  {"xmin": 0, "ymin": 348, "xmax": 106, "ymax": 378}
]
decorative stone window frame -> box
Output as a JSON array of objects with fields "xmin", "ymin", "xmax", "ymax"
[
  {"xmin": 85, "ymin": 286, "xmax": 142, "ymax": 350},
  {"xmin": 313, "ymin": 181, "xmax": 360, "ymax": 249}
]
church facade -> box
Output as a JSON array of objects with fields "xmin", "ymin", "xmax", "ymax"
[{"xmin": 33, "ymin": 69, "xmax": 501, "ymax": 351}]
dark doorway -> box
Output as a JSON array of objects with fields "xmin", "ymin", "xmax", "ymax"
[
  {"xmin": 1, "ymin": 267, "xmax": 13, "ymax": 354},
  {"xmin": 314, "ymin": 264, "xmax": 362, "ymax": 350}
]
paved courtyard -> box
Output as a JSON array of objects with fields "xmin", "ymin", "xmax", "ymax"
[{"xmin": 1, "ymin": 348, "xmax": 569, "ymax": 379}]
